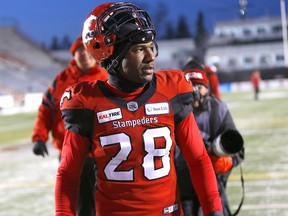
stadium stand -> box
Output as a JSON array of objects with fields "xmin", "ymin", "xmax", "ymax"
[
  {"xmin": 0, "ymin": 26, "xmax": 65, "ymax": 100},
  {"xmin": 0, "ymin": 26, "xmax": 61, "ymax": 68}
]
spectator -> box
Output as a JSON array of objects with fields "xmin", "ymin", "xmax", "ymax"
[
  {"xmin": 175, "ymin": 59, "xmax": 244, "ymax": 216},
  {"xmin": 183, "ymin": 57, "xmax": 221, "ymax": 99},
  {"xmin": 55, "ymin": 2, "xmax": 223, "ymax": 216},
  {"xmin": 250, "ymin": 69, "xmax": 261, "ymax": 100},
  {"xmin": 32, "ymin": 36, "xmax": 107, "ymax": 216}
]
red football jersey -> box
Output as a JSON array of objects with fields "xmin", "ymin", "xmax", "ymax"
[{"xmin": 56, "ymin": 70, "xmax": 222, "ymax": 216}]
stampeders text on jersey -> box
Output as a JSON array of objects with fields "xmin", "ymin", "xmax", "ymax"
[{"xmin": 112, "ymin": 116, "xmax": 158, "ymax": 129}]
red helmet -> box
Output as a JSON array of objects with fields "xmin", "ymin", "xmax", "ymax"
[{"xmin": 82, "ymin": 2, "xmax": 156, "ymax": 63}]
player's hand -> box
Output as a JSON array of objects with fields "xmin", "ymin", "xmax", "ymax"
[
  {"xmin": 33, "ymin": 141, "xmax": 48, "ymax": 157},
  {"xmin": 209, "ymin": 155, "xmax": 233, "ymax": 174}
]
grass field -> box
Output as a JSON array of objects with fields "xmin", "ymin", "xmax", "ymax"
[
  {"xmin": 0, "ymin": 112, "xmax": 36, "ymax": 144},
  {"xmin": 0, "ymin": 89, "xmax": 288, "ymax": 216},
  {"xmin": 223, "ymin": 90, "xmax": 288, "ymax": 216}
]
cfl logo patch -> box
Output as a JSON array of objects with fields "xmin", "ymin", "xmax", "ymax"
[
  {"xmin": 60, "ymin": 90, "xmax": 71, "ymax": 107},
  {"xmin": 127, "ymin": 101, "xmax": 138, "ymax": 111}
]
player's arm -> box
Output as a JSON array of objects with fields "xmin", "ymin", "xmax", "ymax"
[
  {"xmin": 32, "ymin": 84, "xmax": 57, "ymax": 157},
  {"xmin": 55, "ymin": 83, "xmax": 95, "ymax": 215},
  {"xmin": 176, "ymin": 113, "xmax": 223, "ymax": 216},
  {"xmin": 32, "ymin": 86, "xmax": 55, "ymax": 143},
  {"xmin": 55, "ymin": 131, "xmax": 90, "ymax": 215}
]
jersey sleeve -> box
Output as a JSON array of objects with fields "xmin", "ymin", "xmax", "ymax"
[
  {"xmin": 176, "ymin": 113, "xmax": 223, "ymax": 215},
  {"xmin": 168, "ymin": 70, "xmax": 194, "ymax": 125},
  {"xmin": 60, "ymin": 83, "xmax": 95, "ymax": 139},
  {"xmin": 31, "ymin": 86, "xmax": 55, "ymax": 143},
  {"xmin": 56, "ymin": 82, "xmax": 95, "ymax": 215}
]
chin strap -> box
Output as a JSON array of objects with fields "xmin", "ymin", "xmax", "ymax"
[
  {"xmin": 106, "ymin": 59, "xmax": 119, "ymax": 75},
  {"xmin": 106, "ymin": 42, "xmax": 132, "ymax": 75}
]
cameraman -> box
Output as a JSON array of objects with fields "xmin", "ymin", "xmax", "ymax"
[{"xmin": 175, "ymin": 59, "xmax": 245, "ymax": 216}]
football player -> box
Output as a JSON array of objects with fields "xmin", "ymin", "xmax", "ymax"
[
  {"xmin": 250, "ymin": 69, "xmax": 261, "ymax": 100},
  {"xmin": 55, "ymin": 2, "xmax": 223, "ymax": 216}
]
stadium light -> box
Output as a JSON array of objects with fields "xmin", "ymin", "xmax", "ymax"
[{"xmin": 280, "ymin": 0, "xmax": 288, "ymax": 67}]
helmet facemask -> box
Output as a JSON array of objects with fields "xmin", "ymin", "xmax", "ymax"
[{"xmin": 103, "ymin": 28, "xmax": 158, "ymax": 74}]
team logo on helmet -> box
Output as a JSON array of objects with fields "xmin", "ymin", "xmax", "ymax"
[{"xmin": 82, "ymin": 14, "xmax": 97, "ymax": 45}]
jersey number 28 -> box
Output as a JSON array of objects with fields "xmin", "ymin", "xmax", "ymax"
[{"xmin": 99, "ymin": 127, "xmax": 172, "ymax": 181}]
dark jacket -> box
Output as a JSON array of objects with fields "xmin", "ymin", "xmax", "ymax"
[{"xmin": 175, "ymin": 94, "xmax": 244, "ymax": 216}]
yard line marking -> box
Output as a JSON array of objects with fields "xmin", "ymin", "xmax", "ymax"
[
  {"xmin": 232, "ymin": 203, "xmax": 288, "ymax": 210},
  {"xmin": 0, "ymin": 181, "xmax": 55, "ymax": 189},
  {"xmin": 243, "ymin": 190, "xmax": 288, "ymax": 197},
  {"xmin": 228, "ymin": 179, "xmax": 288, "ymax": 187},
  {"xmin": 241, "ymin": 127, "xmax": 288, "ymax": 135},
  {"xmin": 229, "ymin": 172, "xmax": 288, "ymax": 180}
]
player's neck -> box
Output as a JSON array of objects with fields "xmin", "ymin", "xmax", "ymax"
[{"xmin": 108, "ymin": 73, "xmax": 146, "ymax": 93}]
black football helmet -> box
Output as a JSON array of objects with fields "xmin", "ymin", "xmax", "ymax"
[{"xmin": 82, "ymin": 2, "xmax": 157, "ymax": 72}]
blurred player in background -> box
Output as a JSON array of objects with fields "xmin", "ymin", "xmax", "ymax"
[
  {"xmin": 175, "ymin": 59, "xmax": 244, "ymax": 216},
  {"xmin": 32, "ymin": 36, "xmax": 107, "ymax": 216},
  {"xmin": 250, "ymin": 69, "xmax": 261, "ymax": 100},
  {"xmin": 55, "ymin": 2, "xmax": 223, "ymax": 216}
]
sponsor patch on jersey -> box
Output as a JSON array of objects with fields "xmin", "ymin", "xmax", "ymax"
[
  {"xmin": 97, "ymin": 108, "xmax": 122, "ymax": 123},
  {"xmin": 145, "ymin": 102, "xmax": 169, "ymax": 115},
  {"xmin": 163, "ymin": 204, "xmax": 178, "ymax": 214}
]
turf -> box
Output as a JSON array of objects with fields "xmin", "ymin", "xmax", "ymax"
[
  {"xmin": 222, "ymin": 90, "xmax": 288, "ymax": 215},
  {"xmin": 0, "ymin": 112, "xmax": 36, "ymax": 144}
]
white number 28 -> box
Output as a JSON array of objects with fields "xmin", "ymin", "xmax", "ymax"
[{"xmin": 99, "ymin": 127, "xmax": 172, "ymax": 181}]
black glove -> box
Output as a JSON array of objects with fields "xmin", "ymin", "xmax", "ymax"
[{"xmin": 33, "ymin": 141, "xmax": 48, "ymax": 157}]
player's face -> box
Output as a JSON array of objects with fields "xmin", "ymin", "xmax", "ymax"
[
  {"xmin": 74, "ymin": 46, "xmax": 97, "ymax": 74},
  {"xmin": 120, "ymin": 41, "xmax": 156, "ymax": 84}
]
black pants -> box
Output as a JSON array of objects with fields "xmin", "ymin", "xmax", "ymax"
[
  {"xmin": 77, "ymin": 157, "xmax": 97, "ymax": 216},
  {"xmin": 254, "ymin": 87, "xmax": 259, "ymax": 100}
]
